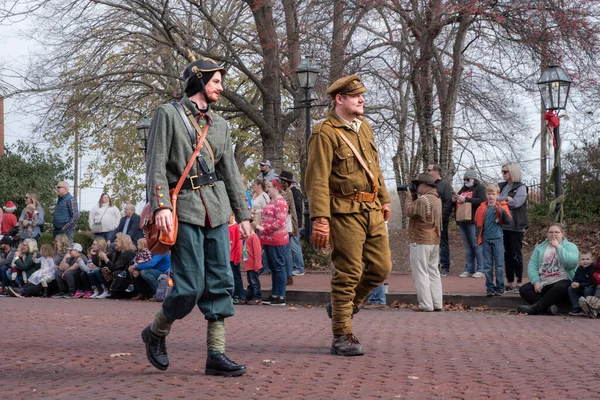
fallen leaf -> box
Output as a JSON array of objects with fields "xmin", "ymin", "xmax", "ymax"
[
  {"xmin": 288, "ymin": 306, "xmax": 297, "ymax": 311},
  {"xmin": 408, "ymin": 376, "xmax": 419, "ymax": 380},
  {"xmin": 110, "ymin": 353, "xmax": 131, "ymax": 358},
  {"xmin": 262, "ymin": 359, "xmax": 276, "ymax": 364}
]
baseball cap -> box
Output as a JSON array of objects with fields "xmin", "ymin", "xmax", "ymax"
[{"xmin": 70, "ymin": 243, "xmax": 83, "ymax": 252}]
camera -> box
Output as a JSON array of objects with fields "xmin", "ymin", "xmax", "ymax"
[{"xmin": 397, "ymin": 183, "xmax": 417, "ymax": 192}]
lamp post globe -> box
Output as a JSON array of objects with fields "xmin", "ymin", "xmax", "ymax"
[
  {"xmin": 536, "ymin": 64, "xmax": 572, "ymax": 111},
  {"xmin": 137, "ymin": 117, "xmax": 152, "ymax": 154}
]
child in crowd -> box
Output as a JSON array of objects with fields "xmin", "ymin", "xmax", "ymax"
[
  {"xmin": 29, "ymin": 244, "xmax": 57, "ymax": 297},
  {"xmin": 123, "ymin": 238, "xmax": 152, "ymax": 293},
  {"xmin": 243, "ymin": 221, "xmax": 262, "ymax": 304},
  {"xmin": 229, "ymin": 214, "xmax": 244, "ymax": 303},
  {"xmin": 9, "ymin": 244, "xmax": 27, "ymax": 286},
  {"xmin": 578, "ymin": 258, "xmax": 600, "ymax": 318},
  {"xmin": 567, "ymin": 248, "xmax": 596, "ymax": 316},
  {"xmin": 475, "ymin": 183, "xmax": 512, "ymax": 297},
  {"xmin": 20, "ymin": 204, "xmax": 39, "ymax": 239}
]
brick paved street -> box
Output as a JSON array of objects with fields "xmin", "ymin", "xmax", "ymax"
[{"xmin": 1, "ymin": 297, "xmax": 597, "ymax": 399}]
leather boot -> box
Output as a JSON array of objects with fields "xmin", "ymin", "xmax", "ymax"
[
  {"xmin": 325, "ymin": 302, "xmax": 359, "ymax": 319},
  {"xmin": 331, "ymin": 333, "xmax": 365, "ymax": 356},
  {"xmin": 141, "ymin": 325, "xmax": 169, "ymax": 370},
  {"xmin": 41, "ymin": 287, "xmax": 48, "ymax": 298},
  {"xmin": 205, "ymin": 353, "xmax": 246, "ymax": 377},
  {"xmin": 517, "ymin": 302, "xmax": 543, "ymax": 315}
]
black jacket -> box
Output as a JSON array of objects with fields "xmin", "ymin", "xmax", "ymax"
[
  {"xmin": 290, "ymin": 186, "xmax": 303, "ymax": 227},
  {"xmin": 572, "ymin": 265, "xmax": 595, "ymax": 288},
  {"xmin": 457, "ymin": 183, "xmax": 486, "ymax": 224},
  {"xmin": 435, "ymin": 178, "xmax": 453, "ymax": 221},
  {"xmin": 113, "ymin": 213, "xmax": 144, "ymax": 243}
]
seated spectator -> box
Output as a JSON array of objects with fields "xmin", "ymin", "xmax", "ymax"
[
  {"xmin": 517, "ymin": 223, "xmax": 578, "ymax": 315},
  {"xmin": 0, "ymin": 236, "xmax": 16, "ymax": 295},
  {"xmin": 102, "ymin": 232, "xmax": 136, "ymax": 298},
  {"xmin": 87, "ymin": 238, "xmax": 111, "ymax": 299},
  {"xmin": 578, "ymin": 258, "xmax": 600, "ymax": 318},
  {"xmin": 18, "ymin": 192, "xmax": 45, "ymax": 244},
  {"xmin": 89, "ymin": 193, "xmax": 121, "ymax": 242},
  {"xmin": 128, "ymin": 238, "xmax": 171, "ymax": 301},
  {"xmin": 11, "ymin": 239, "xmax": 41, "ymax": 286},
  {"xmin": 1, "ymin": 201, "xmax": 18, "ymax": 234},
  {"xmin": 52, "ymin": 243, "xmax": 89, "ymax": 299},
  {"xmin": 7, "ymin": 244, "xmax": 57, "ymax": 298},
  {"xmin": 567, "ymin": 248, "xmax": 596, "ymax": 316},
  {"xmin": 362, "ymin": 283, "xmax": 388, "ymax": 309},
  {"xmin": 113, "ymin": 203, "xmax": 144, "ymax": 245}
]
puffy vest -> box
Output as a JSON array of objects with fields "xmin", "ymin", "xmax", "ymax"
[
  {"xmin": 54, "ymin": 193, "xmax": 73, "ymax": 229},
  {"xmin": 499, "ymin": 182, "xmax": 528, "ymax": 231}
]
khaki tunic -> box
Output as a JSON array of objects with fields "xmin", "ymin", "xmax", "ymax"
[{"xmin": 306, "ymin": 109, "xmax": 391, "ymax": 336}]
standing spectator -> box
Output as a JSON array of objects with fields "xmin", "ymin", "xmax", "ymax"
[
  {"xmin": 567, "ymin": 249, "xmax": 596, "ymax": 316},
  {"xmin": 499, "ymin": 162, "xmax": 528, "ymax": 292},
  {"xmin": 128, "ymin": 238, "xmax": 171, "ymax": 301},
  {"xmin": 52, "ymin": 181, "xmax": 80, "ymax": 243},
  {"xmin": 474, "ymin": 184, "xmax": 512, "ymax": 296},
  {"xmin": 52, "ymin": 243, "xmax": 89, "ymax": 298},
  {"xmin": 113, "ymin": 203, "xmax": 144, "ymax": 244},
  {"xmin": 228, "ymin": 214, "xmax": 244, "ymax": 303},
  {"xmin": 0, "ymin": 236, "xmax": 16, "ymax": 295},
  {"xmin": 306, "ymin": 74, "xmax": 392, "ymax": 357},
  {"xmin": 241, "ymin": 175, "xmax": 252, "ymax": 209},
  {"xmin": 243, "ymin": 221, "xmax": 262, "ymax": 304},
  {"xmin": 140, "ymin": 57, "xmax": 251, "ymax": 376},
  {"xmin": 257, "ymin": 179, "xmax": 289, "ymax": 306},
  {"xmin": 87, "ymin": 238, "xmax": 111, "ymax": 299},
  {"xmin": 252, "ymin": 178, "xmax": 271, "ymax": 275},
  {"xmin": 1, "ymin": 201, "xmax": 18, "ymax": 234},
  {"xmin": 405, "ymin": 173, "xmax": 443, "ymax": 312},
  {"xmin": 255, "ymin": 160, "xmax": 277, "ymax": 181},
  {"xmin": 89, "ymin": 193, "xmax": 121, "ymax": 242},
  {"xmin": 427, "ymin": 164, "xmax": 453, "ymax": 276},
  {"xmin": 280, "ymin": 171, "xmax": 305, "ymax": 277},
  {"xmin": 454, "ymin": 168, "xmax": 486, "ymax": 278},
  {"xmin": 280, "ymin": 178, "xmax": 298, "ymax": 286},
  {"xmin": 517, "ymin": 223, "xmax": 578, "ymax": 315},
  {"xmin": 18, "ymin": 192, "xmax": 45, "ymax": 243}
]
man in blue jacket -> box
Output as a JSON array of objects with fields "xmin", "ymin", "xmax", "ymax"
[
  {"xmin": 52, "ymin": 181, "xmax": 79, "ymax": 243},
  {"xmin": 113, "ymin": 203, "xmax": 144, "ymax": 244}
]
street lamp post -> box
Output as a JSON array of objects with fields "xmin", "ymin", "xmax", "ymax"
[
  {"xmin": 295, "ymin": 56, "xmax": 321, "ymax": 241},
  {"xmin": 536, "ymin": 64, "xmax": 571, "ymax": 218},
  {"xmin": 137, "ymin": 117, "xmax": 152, "ymax": 156}
]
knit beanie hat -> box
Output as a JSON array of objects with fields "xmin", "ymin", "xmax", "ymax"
[{"xmin": 463, "ymin": 167, "xmax": 478, "ymax": 181}]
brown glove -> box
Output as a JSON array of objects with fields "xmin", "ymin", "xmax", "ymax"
[
  {"xmin": 311, "ymin": 217, "xmax": 330, "ymax": 249},
  {"xmin": 382, "ymin": 203, "xmax": 391, "ymax": 221}
]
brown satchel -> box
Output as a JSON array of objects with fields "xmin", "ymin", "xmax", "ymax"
[{"xmin": 141, "ymin": 120, "xmax": 210, "ymax": 255}]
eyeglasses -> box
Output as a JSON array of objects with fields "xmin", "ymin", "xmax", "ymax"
[
  {"xmin": 463, "ymin": 179, "xmax": 471, "ymax": 182},
  {"xmin": 56, "ymin": 186, "xmax": 65, "ymax": 189},
  {"xmin": 427, "ymin": 169, "xmax": 434, "ymax": 172},
  {"xmin": 501, "ymin": 170, "xmax": 509, "ymax": 174}
]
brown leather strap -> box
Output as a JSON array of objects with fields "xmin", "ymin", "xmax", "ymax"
[
  {"xmin": 172, "ymin": 123, "xmax": 210, "ymax": 197},
  {"xmin": 183, "ymin": 105, "xmax": 215, "ymax": 163},
  {"xmin": 330, "ymin": 191, "xmax": 377, "ymax": 202},
  {"xmin": 325, "ymin": 122, "xmax": 379, "ymax": 197}
]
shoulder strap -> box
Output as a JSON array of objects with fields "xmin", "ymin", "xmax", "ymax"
[
  {"xmin": 324, "ymin": 122, "xmax": 378, "ymax": 195},
  {"xmin": 182, "ymin": 104, "xmax": 216, "ymax": 164},
  {"xmin": 172, "ymin": 124, "xmax": 210, "ymax": 196}
]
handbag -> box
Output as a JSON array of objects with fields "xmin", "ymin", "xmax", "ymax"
[
  {"xmin": 141, "ymin": 113, "xmax": 210, "ymax": 255},
  {"xmin": 91, "ymin": 208, "xmax": 109, "ymax": 233},
  {"xmin": 456, "ymin": 201, "xmax": 472, "ymax": 222}
]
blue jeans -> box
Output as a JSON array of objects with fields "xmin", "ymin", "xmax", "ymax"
[
  {"xmin": 284, "ymin": 241, "xmax": 293, "ymax": 277},
  {"xmin": 1, "ymin": 265, "xmax": 12, "ymax": 289},
  {"xmin": 459, "ymin": 223, "xmax": 484, "ymax": 273},
  {"xmin": 568, "ymin": 285, "xmax": 596, "ymax": 308},
  {"xmin": 263, "ymin": 245, "xmax": 287, "ymax": 297},
  {"xmin": 367, "ymin": 283, "xmax": 386, "ymax": 304},
  {"xmin": 245, "ymin": 270, "xmax": 261, "ymax": 300},
  {"xmin": 261, "ymin": 250, "xmax": 270, "ymax": 274},
  {"xmin": 230, "ymin": 262, "xmax": 244, "ymax": 299},
  {"xmin": 94, "ymin": 231, "xmax": 116, "ymax": 243},
  {"xmin": 482, "ymin": 237, "xmax": 505, "ymax": 293},
  {"xmin": 289, "ymin": 235, "xmax": 305, "ymax": 273},
  {"xmin": 53, "ymin": 228, "xmax": 74, "ymax": 244},
  {"xmin": 140, "ymin": 268, "xmax": 162, "ymax": 293},
  {"xmin": 88, "ymin": 269, "xmax": 107, "ymax": 289}
]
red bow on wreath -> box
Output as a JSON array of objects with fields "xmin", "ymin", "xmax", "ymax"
[{"xmin": 543, "ymin": 111, "xmax": 560, "ymax": 148}]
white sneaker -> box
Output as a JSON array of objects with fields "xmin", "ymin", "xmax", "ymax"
[
  {"xmin": 459, "ymin": 272, "xmax": 473, "ymax": 278},
  {"xmin": 97, "ymin": 291, "xmax": 111, "ymax": 299},
  {"xmin": 292, "ymin": 270, "xmax": 305, "ymax": 276},
  {"xmin": 472, "ymin": 272, "xmax": 485, "ymax": 278},
  {"xmin": 90, "ymin": 290, "xmax": 100, "ymax": 299}
]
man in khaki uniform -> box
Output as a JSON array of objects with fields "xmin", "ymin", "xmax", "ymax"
[
  {"xmin": 405, "ymin": 173, "xmax": 443, "ymax": 311},
  {"xmin": 306, "ymin": 75, "xmax": 392, "ymax": 356}
]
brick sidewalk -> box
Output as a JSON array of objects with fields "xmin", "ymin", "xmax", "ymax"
[{"xmin": 1, "ymin": 297, "xmax": 595, "ymax": 399}]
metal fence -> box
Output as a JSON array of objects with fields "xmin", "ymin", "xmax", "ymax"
[{"xmin": 523, "ymin": 178, "xmax": 542, "ymax": 207}]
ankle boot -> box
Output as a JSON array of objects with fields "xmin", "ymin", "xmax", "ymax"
[
  {"xmin": 517, "ymin": 302, "xmax": 543, "ymax": 315},
  {"xmin": 41, "ymin": 287, "xmax": 48, "ymax": 298},
  {"xmin": 141, "ymin": 325, "xmax": 169, "ymax": 370},
  {"xmin": 205, "ymin": 353, "xmax": 246, "ymax": 376},
  {"xmin": 331, "ymin": 333, "xmax": 365, "ymax": 356}
]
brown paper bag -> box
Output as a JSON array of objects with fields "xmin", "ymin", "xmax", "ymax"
[{"xmin": 456, "ymin": 202, "xmax": 472, "ymax": 222}]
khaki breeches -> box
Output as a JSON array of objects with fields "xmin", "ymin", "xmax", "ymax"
[{"xmin": 329, "ymin": 210, "xmax": 392, "ymax": 335}]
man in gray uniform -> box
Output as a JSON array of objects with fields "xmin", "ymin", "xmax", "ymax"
[{"xmin": 141, "ymin": 57, "xmax": 251, "ymax": 377}]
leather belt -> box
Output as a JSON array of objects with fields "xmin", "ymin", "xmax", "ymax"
[
  {"xmin": 330, "ymin": 191, "xmax": 377, "ymax": 202},
  {"xmin": 169, "ymin": 173, "xmax": 220, "ymax": 190}
]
